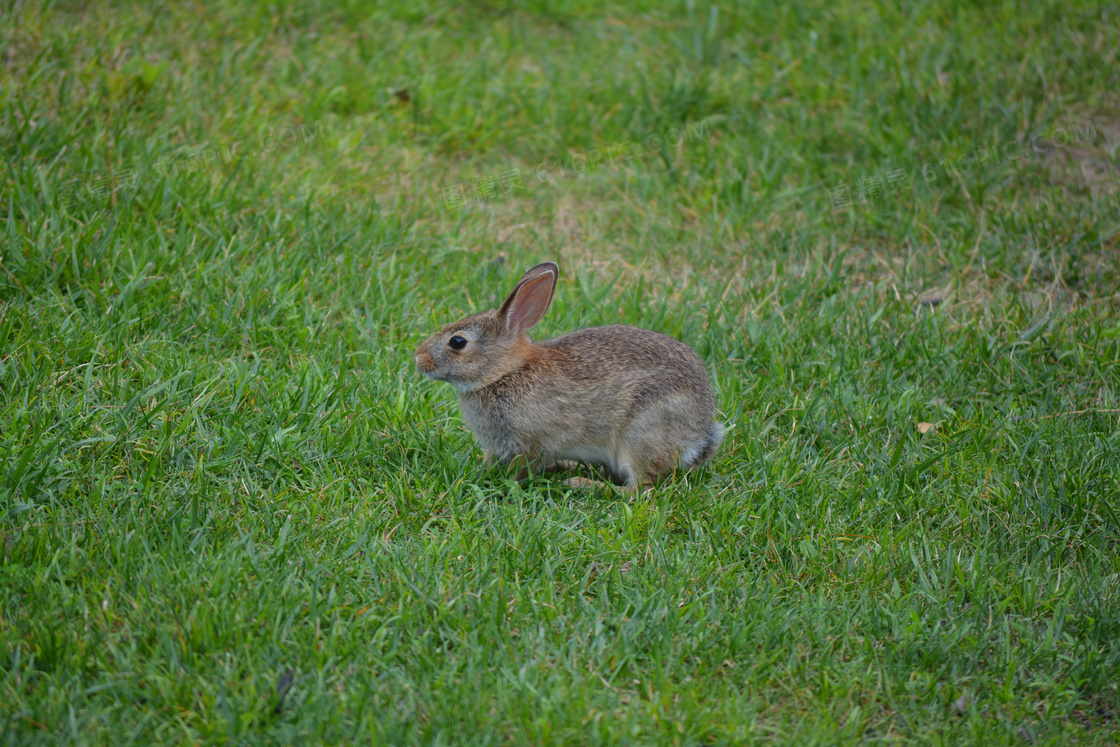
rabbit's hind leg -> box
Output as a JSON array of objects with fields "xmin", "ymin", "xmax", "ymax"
[{"xmin": 561, "ymin": 459, "xmax": 637, "ymax": 492}]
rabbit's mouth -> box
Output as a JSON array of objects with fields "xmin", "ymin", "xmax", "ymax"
[{"xmin": 414, "ymin": 353, "xmax": 458, "ymax": 386}]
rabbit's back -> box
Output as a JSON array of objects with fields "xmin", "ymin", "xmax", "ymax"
[{"xmin": 541, "ymin": 325, "xmax": 714, "ymax": 400}]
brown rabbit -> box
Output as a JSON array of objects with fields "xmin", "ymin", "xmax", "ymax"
[{"xmin": 413, "ymin": 261, "xmax": 722, "ymax": 491}]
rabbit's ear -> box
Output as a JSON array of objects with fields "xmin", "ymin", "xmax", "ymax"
[
  {"xmin": 516, "ymin": 261, "xmax": 559, "ymax": 285},
  {"xmin": 499, "ymin": 263, "xmax": 558, "ymax": 334}
]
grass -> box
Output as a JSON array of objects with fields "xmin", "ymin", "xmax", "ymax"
[{"xmin": 2, "ymin": 0, "xmax": 1119, "ymax": 743}]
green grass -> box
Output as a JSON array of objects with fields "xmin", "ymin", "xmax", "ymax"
[{"xmin": 2, "ymin": 0, "xmax": 1119, "ymax": 743}]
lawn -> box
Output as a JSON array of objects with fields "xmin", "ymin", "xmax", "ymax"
[{"xmin": 2, "ymin": 0, "xmax": 1119, "ymax": 743}]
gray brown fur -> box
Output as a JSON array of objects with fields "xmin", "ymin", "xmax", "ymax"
[{"xmin": 414, "ymin": 262, "xmax": 723, "ymax": 490}]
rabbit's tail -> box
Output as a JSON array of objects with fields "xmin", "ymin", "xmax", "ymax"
[{"xmin": 686, "ymin": 422, "xmax": 724, "ymax": 469}]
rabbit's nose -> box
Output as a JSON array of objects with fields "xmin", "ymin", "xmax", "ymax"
[{"xmin": 414, "ymin": 349, "xmax": 435, "ymax": 372}]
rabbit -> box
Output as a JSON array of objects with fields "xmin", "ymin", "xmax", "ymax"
[{"xmin": 413, "ymin": 261, "xmax": 723, "ymax": 491}]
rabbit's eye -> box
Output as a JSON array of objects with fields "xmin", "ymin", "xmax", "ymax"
[{"xmin": 448, "ymin": 336, "xmax": 468, "ymax": 350}]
